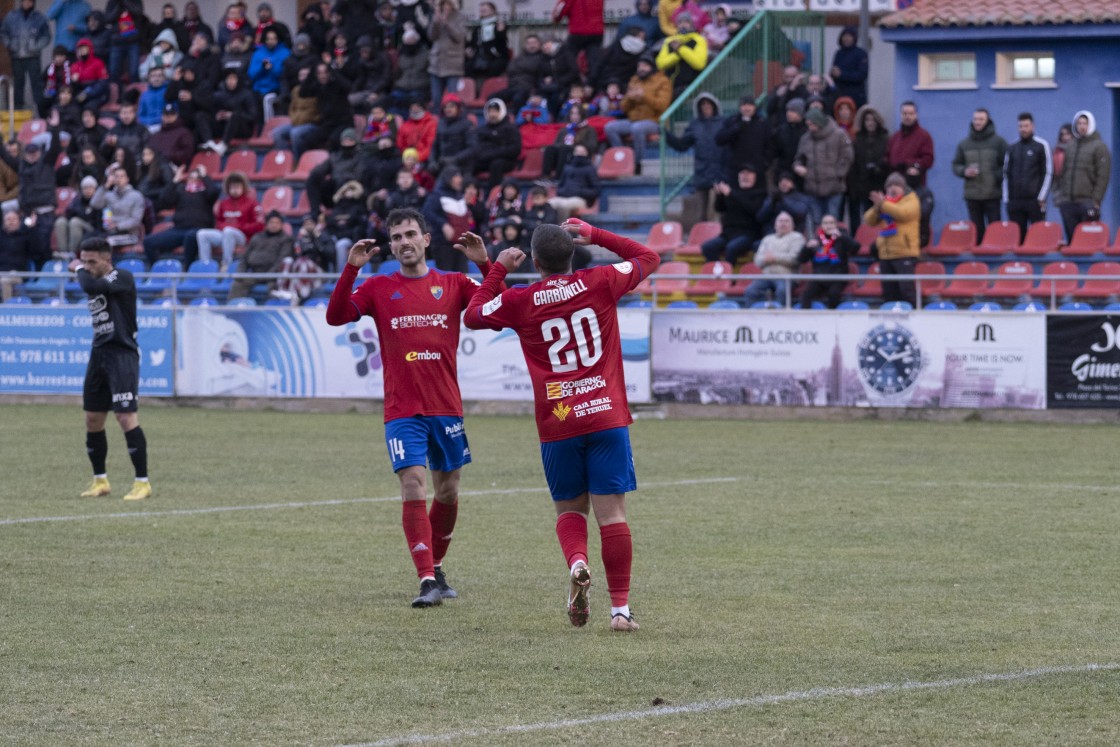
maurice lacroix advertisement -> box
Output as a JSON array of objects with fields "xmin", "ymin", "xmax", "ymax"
[{"xmin": 651, "ymin": 311, "xmax": 1047, "ymax": 409}]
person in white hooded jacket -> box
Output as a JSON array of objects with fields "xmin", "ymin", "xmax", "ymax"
[
  {"xmin": 1056, "ymin": 109, "xmax": 1111, "ymax": 240},
  {"xmin": 138, "ymin": 27, "xmax": 182, "ymax": 80}
]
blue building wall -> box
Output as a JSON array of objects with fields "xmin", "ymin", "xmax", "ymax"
[{"xmin": 882, "ymin": 25, "xmax": 1120, "ymax": 242}]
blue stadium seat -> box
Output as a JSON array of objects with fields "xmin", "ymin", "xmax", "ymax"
[
  {"xmin": 263, "ymin": 297, "xmax": 292, "ymax": 306},
  {"xmin": 38, "ymin": 296, "xmax": 66, "ymax": 305},
  {"xmin": 1103, "ymin": 302, "xmax": 1120, "ymax": 311},
  {"xmin": 749, "ymin": 301, "xmax": 782, "ymax": 309},
  {"xmin": 707, "ymin": 299, "xmax": 740, "ymax": 309},
  {"xmin": 623, "ymin": 299, "xmax": 653, "ymax": 308},
  {"xmin": 924, "ymin": 301, "xmax": 958, "ymax": 311},
  {"xmin": 1013, "ymin": 301, "xmax": 1048, "ymax": 312},
  {"xmin": 377, "ymin": 259, "xmax": 401, "ymax": 275},
  {"xmin": 116, "ymin": 257, "xmax": 147, "ymax": 275},
  {"xmin": 666, "ymin": 300, "xmax": 699, "ymax": 309},
  {"xmin": 23, "ymin": 259, "xmax": 67, "ymax": 299},
  {"xmin": 836, "ymin": 300, "xmax": 869, "ymax": 310},
  {"xmin": 177, "ymin": 259, "xmax": 221, "ymax": 297},
  {"xmin": 148, "ymin": 296, "xmax": 175, "ymax": 307},
  {"xmin": 969, "ymin": 301, "xmax": 1002, "ymax": 312},
  {"xmin": 188, "ymin": 296, "xmax": 218, "ymax": 306},
  {"xmin": 225, "ymin": 296, "xmax": 257, "ymax": 307},
  {"xmin": 303, "ymin": 297, "xmax": 330, "ymax": 307},
  {"xmin": 880, "ymin": 301, "xmax": 913, "ymax": 311},
  {"xmin": 1059, "ymin": 302, "xmax": 1094, "ymax": 312},
  {"xmin": 3, "ymin": 295, "xmax": 32, "ymax": 304},
  {"xmin": 214, "ymin": 259, "xmax": 239, "ymax": 296},
  {"xmin": 141, "ymin": 258, "xmax": 184, "ymax": 297}
]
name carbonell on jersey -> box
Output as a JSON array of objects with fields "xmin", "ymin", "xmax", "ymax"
[{"xmin": 532, "ymin": 278, "xmax": 589, "ymax": 306}]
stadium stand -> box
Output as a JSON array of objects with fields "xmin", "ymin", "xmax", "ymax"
[
  {"xmin": 1062, "ymin": 222, "xmax": 1110, "ymax": 257},
  {"xmin": 972, "ymin": 221, "xmax": 1020, "ymax": 257},
  {"xmin": 1018, "ymin": 221, "xmax": 1063, "ymax": 256}
]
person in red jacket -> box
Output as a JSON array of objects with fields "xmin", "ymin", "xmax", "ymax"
[
  {"xmin": 396, "ymin": 101, "xmax": 438, "ymax": 165},
  {"xmin": 195, "ymin": 171, "xmax": 263, "ymax": 270},
  {"xmin": 885, "ymin": 100, "xmax": 935, "ymax": 188},
  {"xmin": 552, "ymin": 0, "xmax": 605, "ymax": 75},
  {"xmin": 71, "ymin": 38, "xmax": 111, "ymax": 112}
]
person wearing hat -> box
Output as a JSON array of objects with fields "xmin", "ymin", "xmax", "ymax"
[
  {"xmin": 767, "ymin": 98, "xmax": 807, "ymax": 189},
  {"xmin": 665, "ymin": 91, "xmax": 725, "ymax": 220},
  {"xmin": 715, "ymin": 94, "xmax": 771, "ymax": 176},
  {"xmin": 229, "ymin": 210, "xmax": 294, "ymax": 299},
  {"xmin": 54, "ymin": 174, "xmax": 103, "ymax": 258},
  {"xmin": 141, "ymin": 161, "xmax": 219, "ymax": 266},
  {"xmin": 0, "ymin": 110, "xmax": 62, "ymax": 262},
  {"xmin": 830, "ymin": 25, "xmax": 868, "ymax": 109},
  {"xmin": 306, "ymin": 127, "xmax": 369, "ymax": 218},
  {"xmin": 457, "ymin": 98, "xmax": 522, "ymax": 194},
  {"xmin": 702, "ymin": 165, "xmax": 767, "ymax": 265},
  {"xmin": 604, "ymin": 55, "xmax": 671, "ymax": 167},
  {"xmin": 794, "ymin": 107, "xmax": 853, "ymax": 228},
  {"xmin": 148, "ymin": 102, "xmax": 196, "ymax": 166},
  {"xmin": 655, "ymin": 11, "xmax": 708, "ymax": 97},
  {"xmin": 253, "ymin": 2, "xmax": 291, "ymax": 48},
  {"xmin": 865, "ymin": 171, "xmax": 921, "ymax": 306}
]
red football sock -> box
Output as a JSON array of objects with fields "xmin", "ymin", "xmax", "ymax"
[
  {"xmin": 555, "ymin": 511, "xmax": 588, "ymax": 569},
  {"xmin": 599, "ymin": 522, "xmax": 632, "ymax": 607},
  {"xmin": 428, "ymin": 499, "xmax": 458, "ymax": 566},
  {"xmin": 402, "ymin": 500, "xmax": 435, "ymax": 580}
]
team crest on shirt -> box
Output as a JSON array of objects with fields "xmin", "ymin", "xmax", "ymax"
[
  {"xmin": 551, "ymin": 401, "xmax": 572, "ymax": 421},
  {"xmin": 430, "ymin": 286, "xmax": 444, "ymax": 299}
]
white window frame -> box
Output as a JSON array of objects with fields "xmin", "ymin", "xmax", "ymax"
[
  {"xmin": 992, "ymin": 51, "xmax": 1057, "ymax": 89},
  {"xmin": 915, "ymin": 53, "xmax": 978, "ymax": 91}
]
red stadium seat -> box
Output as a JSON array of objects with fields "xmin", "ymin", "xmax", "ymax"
[
  {"xmin": 465, "ymin": 76, "xmax": 507, "ymax": 109},
  {"xmin": 220, "ymin": 149, "xmax": 258, "ymax": 179},
  {"xmin": 55, "ymin": 187, "xmax": 76, "ymax": 214},
  {"xmin": 17, "ymin": 119, "xmax": 47, "ymax": 144},
  {"xmin": 939, "ymin": 261, "xmax": 990, "ymax": 299},
  {"xmin": 189, "ymin": 150, "xmax": 221, "ymax": 176},
  {"xmin": 1062, "ymin": 221, "xmax": 1110, "ymax": 256},
  {"xmin": 1019, "ymin": 221, "xmax": 1063, "ymax": 255},
  {"xmin": 451, "ymin": 77, "xmax": 477, "ymax": 104},
  {"xmin": 597, "ymin": 147, "xmax": 636, "ymax": 179},
  {"xmin": 927, "ymin": 220, "xmax": 976, "ymax": 257},
  {"xmin": 288, "ymin": 149, "xmax": 329, "ymax": 182},
  {"xmin": 915, "ymin": 260, "xmax": 946, "ymax": 297},
  {"xmin": 260, "ymin": 185, "xmax": 295, "ymax": 215},
  {"xmin": 973, "ymin": 220, "xmax": 1019, "ymax": 256},
  {"xmin": 686, "ymin": 261, "xmax": 734, "ymax": 299},
  {"xmin": 636, "ymin": 260, "xmax": 690, "ymax": 300},
  {"xmin": 678, "ymin": 221, "xmax": 721, "ymax": 258},
  {"xmin": 1075, "ymin": 262, "xmax": 1120, "ymax": 300},
  {"xmin": 645, "ymin": 221, "xmax": 683, "ymax": 256},
  {"xmin": 1030, "ymin": 261, "xmax": 1080, "ymax": 300},
  {"xmin": 508, "ymin": 148, "xmax": 544, "ymax": 180},
  {"xmin": 987, "ymin": 260, "xmax": 1034, "ymax": 298},
  {"xmin": 849, "ymin": 262, "xmax": 880, "ymax": 298},
  {"xmin": 252, "ymin": 149, "xmax": 295, "ymax": 181},
  {"xmin": 248, "ymin": 116, "xmax": 290, "ymax": 149},
  {"xmin": 853, "ymin": 222, "xmax": 878, "ymax": 256}
]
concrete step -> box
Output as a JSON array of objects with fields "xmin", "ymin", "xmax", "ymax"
[{"xmin": 603, "ymin": 194, "xmax": 661, "ymax": 214}]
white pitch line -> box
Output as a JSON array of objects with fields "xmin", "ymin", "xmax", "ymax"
[
  {"xmin": 866, "ymin": 478, "xmax": 1120, "ymax": 493},
  {"xmin": 0, "ymin": 477, "xmax": 739, "ymax": 527},
  {"xmin": 343, "ymin": 662, "xmax": 1120, "ymax": 747}
]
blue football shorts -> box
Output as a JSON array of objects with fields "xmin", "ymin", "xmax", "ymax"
[
  {"xmin": 539, "ymin": 426, "xmax": 637, "ymax": 502},
  {"xmin": 384, "ymin": 416, "xmax": 472, "ymax": 473}
]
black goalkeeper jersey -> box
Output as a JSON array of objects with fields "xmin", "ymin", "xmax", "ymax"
[{"xmin": 77, "ymin": 268, "xmax": 139, "ymax": 353}]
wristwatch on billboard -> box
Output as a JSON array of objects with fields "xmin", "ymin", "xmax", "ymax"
[{"xmin": 857, "ymin": 322, "xmax": 924, "ymax": 405}]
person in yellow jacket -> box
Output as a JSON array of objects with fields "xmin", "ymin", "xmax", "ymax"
[
  {"xmin": 604, "ymin": 56, "xmax": 671, "ymax": 165},
  {"xmin": 864, "ymin": 171, "xmax": 921, "ymax": 306},
  {"xmin": 655, "ymin": 12, "xmax": 708, "ymax": 96}
]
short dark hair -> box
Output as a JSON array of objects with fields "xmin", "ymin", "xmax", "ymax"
[
  {"xmin": 386, "ymin": 207, "xmax": 428, "ymax": 235},
  {"xmin": 530, "ymin": 224, "xmax": 574, "ymax": 274},
  {"xmin": 900, "ymin": 100, "xmax": 916, "ymax": 110},
  {"xmin": 974, "ymin": 107, "xmax": 990, "ymax": 117},
  {"xmin": 1018, "ymin": 112, "xmax": 1034, "ymax": 122},
  {"xmin": 78, "ymin": 236, "xmax": 112, "ymax": 255}
]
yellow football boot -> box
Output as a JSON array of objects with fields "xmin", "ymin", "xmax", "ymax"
[
  {"xmin": 122, "ymin": 480, "xmax": 152, "ymax": 501},
  {"xmin": 79, "ymin": 477, "xmax": 111, "ymax": 498}
]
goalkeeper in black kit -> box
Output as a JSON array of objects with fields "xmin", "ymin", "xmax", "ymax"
[{"xmin": 68, "ymin": 237, "xmax": 152, "ymax": 501}]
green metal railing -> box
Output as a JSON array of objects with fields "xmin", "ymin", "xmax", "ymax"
[{"xmin": 658, "ymin": 11, "xmax": 826, "ymax": 218}]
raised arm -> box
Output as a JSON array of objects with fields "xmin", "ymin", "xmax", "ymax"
[
  {"xmin": 573, "ymin": 218, "xmax": 661, "ymax": 280},
  {"xmin": 325, "ymin": 239, "xmax": 379, "ymax": 325}
]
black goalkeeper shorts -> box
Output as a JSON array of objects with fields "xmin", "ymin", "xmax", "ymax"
[{"xmin": 83, "ymin": 346, "xmax": 140, "ymax": 414}]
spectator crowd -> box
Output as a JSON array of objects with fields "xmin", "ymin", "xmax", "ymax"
[{"xmin": 0, "ymin": 1, "xmax": 1111, "ymax": 309}]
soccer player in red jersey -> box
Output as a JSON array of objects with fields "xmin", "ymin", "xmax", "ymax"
[
  {"xmin": 463, "ymin": 218, "xmax": 660, "ymax": 631},
  {"xmin": 326, "ymin": 208, "xmax": 491, "ymax": 608}
]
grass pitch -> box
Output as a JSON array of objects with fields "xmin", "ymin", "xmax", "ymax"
[{"xmin": 2, "ymin": 404, "xmax": 1119, "ymax": 746}]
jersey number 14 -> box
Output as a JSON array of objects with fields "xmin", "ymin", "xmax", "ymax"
[{"xmin": 542, "ymin": 308, "xmax": 603, "ymax": 373}]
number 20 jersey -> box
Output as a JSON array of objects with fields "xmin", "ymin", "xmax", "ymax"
[{"xmin": 470, "ymin": 257, "xmax": 655, "ymax": 443}]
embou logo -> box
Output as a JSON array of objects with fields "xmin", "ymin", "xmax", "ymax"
[{"xmin": 973, "ymin": 324, "xmax": 996, "ymax": 342}]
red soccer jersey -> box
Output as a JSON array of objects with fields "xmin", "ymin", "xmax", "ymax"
[
  {"xmin": 465, "ymin": 227, "xmax": 660, "ymax": 442},
  {"xmin": 327, "ymin": 263, "xmax": 487, "ymax": 422}
]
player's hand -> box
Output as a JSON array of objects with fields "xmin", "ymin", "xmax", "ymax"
[
  {"xmin": 495, "ymin": 247, "xmax": 525, "ymax": 272},
  {"xmin": 453, "ymin": 231, "xmax": 487, "ymax": 263},
  {"xmin": 562, "ymin": 218, "xmax": 593, "ymax": 245},
  {"xmin": 68, "ymin": 257, "xmax": 82, "ymax": 272},
  {"xmin": 347, "ymin": 238, "xmax": 379, "ymax": 268}
]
